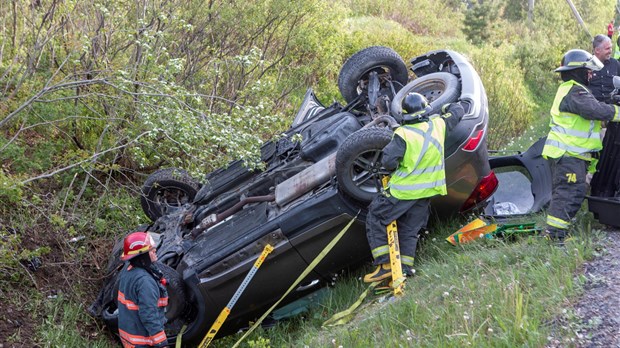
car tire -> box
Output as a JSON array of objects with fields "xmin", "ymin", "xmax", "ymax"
[
  {"xmin": 157, "ymin": 262, "xmax": 187, "ymax": 321},
  {"xmin": 101, "ymin": 276, "xmax": 121, "ymax": 333},
  {"xmin": 140, "ymin": 168, "xmax": 199, "ymax": 221},
  {"xmin": 336, "ymin": 127, "xmax": 393, "ymax": 203},
  {"xmin": 390, "ymin": 72, "xmax": 460, "ymax": 121},
  {"xmin": 338, "ymin": 46, "xmax": 409, "ymax": 107}
]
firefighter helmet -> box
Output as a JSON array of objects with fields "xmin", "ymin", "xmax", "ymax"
[
  {"xmin": 402, "ymin": 92, "xmax": 431, "ymax": 115},
  {"xmin": 555, "ymin": 49, "xmax": 603, "ymax": 72},
  {"xmin": 121, "ymin": 232, "xmax": 155, "ymax": 261}
]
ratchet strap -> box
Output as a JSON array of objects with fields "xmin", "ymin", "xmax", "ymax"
[
  {"xmin": 322, "ymin": 280, "xmax": 380, "ymax": 327},
  {"xmin": 198, "ymin": 243, "xmax": 275, "ymax": 348},
  {"xmin": 232, "ymin": 213, "xmax": 359, "ymax": 348},
  {"xmin": 175, "ymin": 325, "xmax": 186, "ymax": 348},
  {"xmin": 320, "ymin": 219, "xmax": 405, "ymax": 327}
]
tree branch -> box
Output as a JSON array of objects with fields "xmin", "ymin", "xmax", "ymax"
[{"xmin": 21, "ymin": 131, "xmax": 152, "ymax": 185}]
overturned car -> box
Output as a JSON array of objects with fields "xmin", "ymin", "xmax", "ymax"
[{"xmin": 90, "ymin": 47, "xmax": 498, "ymax": 344}]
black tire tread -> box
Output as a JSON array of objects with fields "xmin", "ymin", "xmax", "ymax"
[
  {"xmin": 338, "ymin": 46, "xmax": 409, "ymax": 104},
  {"xmin": 336, "ymin": 127, "xmax": 393, "ymax": 203},
  {"xmin": 140, "ymin": 168, "xmax": 199, "ymax": 221}
]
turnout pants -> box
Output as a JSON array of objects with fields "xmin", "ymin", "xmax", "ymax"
[
  {"xmin": 546, "ymin": 155, "xmax": 588, "ymax": 238},
  {"xmin": 366, "ymin": 193, "xmax": 430, "ymax": 267}
]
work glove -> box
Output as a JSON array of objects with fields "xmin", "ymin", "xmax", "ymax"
[
  {"xmin": 441, "ymin": 103, "xmax": 451, "ymax": 114},
  {"xmin": 441, "ymin": 102, "xmax": 464, "ymax": 120}
]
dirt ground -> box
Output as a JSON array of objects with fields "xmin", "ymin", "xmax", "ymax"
[
  {"xmin": 547, "ymin": 229, "xmax": 620, "ymax": 348},
  {"xmin": 0, "ymin": 226, "xmax": 115, "ymax": 348}
]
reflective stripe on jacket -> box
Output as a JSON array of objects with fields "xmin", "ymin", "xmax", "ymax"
[
  {"xmin": 118, "ymin": 264, "xmax": 168, "ymax": 348},
  {"xmin": 542, "ymin": 80, "xmax": 606, "ymax": 159},
  {"xmin": 388, "ymin": 115, "xmax": 447, "ymax": 200}
]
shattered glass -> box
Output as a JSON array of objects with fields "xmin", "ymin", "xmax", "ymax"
[{"xmin": 491, "ymin": 167, "xmax": 534, "ymax": 216}]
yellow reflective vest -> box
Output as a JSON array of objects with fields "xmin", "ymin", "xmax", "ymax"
[
  {"xmin": 542, "ymin": 80, "xmax": 605, "ymax": 159},
  {"xmin": 388, "ymin": 116, "xmax": 447, "ymax": 200}
]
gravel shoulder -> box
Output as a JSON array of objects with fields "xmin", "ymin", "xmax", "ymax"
[{"xmin": 547, "ymin": 229, "xmax": 620, "ymax": 348}]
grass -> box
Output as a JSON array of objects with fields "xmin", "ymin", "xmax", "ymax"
[
  {"xmin": 212, "ymin": 97, "xmax": 578, "ymax": 347},
  {"xmin": 498, "ymin": 80, "xmax": 555, "ymax": 154},
  {"xmin": 37, "ymin": 296, "xmax": 115, "ymax": 348},
  {"xmin": 211, "ymin": 213, "xmax": 603, "ymax": 348}
]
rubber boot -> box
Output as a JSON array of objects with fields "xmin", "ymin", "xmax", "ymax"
[{"xmin": 363, "ymin": 263, "xmax": 391, "ymax": 283}]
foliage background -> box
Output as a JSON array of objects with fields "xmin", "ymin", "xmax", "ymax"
[{"xmin": 0, "ymin": 0, "xmax": 617, "ymax": 346}]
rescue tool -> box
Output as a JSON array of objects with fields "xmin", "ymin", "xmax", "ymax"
[
  {"xmin": 446, "ymin": 217, "xmax": 541, "ymax": 245},
  {"xmin": 382, "ymin": 176, "xmax": 406, "ymax": 296},
  {"xmin": 198, "ymin": 244, "xmax": 274, "ymax": 348},
  {"xmin": 387, "ymin": 220, "xmax": 406, "ymax": 296}
]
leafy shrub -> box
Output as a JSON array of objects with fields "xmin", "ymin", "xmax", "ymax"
[
  {"xmin": 341, "ymin": 0, "xmax": 463, "ymax": 37},
  {"xmin": 463, "ymin": 0, "xmax": 501, "ymax": 45},
  {"xmin": 0, "ymin": 169, "xmax": 22, "ymax": 204},
  {"xmin": 469, "ymin": 44, "xmax": 536, "ymax": 149},
  {"xmin": 0, "ymin": 229, "xmax": 50, "ymax": 285}
]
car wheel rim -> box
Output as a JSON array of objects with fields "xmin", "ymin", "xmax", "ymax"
[
  {"xmin": 350, "ymin": 149, "xmax": 392, "ymax": 193},
  {"xmin": 413, "ymin": 81, "xmax": 446, "ymax": 103}
]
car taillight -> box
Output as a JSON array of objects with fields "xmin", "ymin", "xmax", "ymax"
[
  {"xmin": 460, "ymin": 171, "xmax": 498, "ymax": 212},
  {"xmin": 463, "ymin": 129, "xmax": 484, "ymax": 151}
]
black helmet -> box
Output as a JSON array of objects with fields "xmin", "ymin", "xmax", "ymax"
[
  {"xmin": 402, "ymin": 92, "xmax": 431, "ymax": 115},
  {"xmin": 555, "ymin": 49, "xmax": 603, "ymax": 72}
]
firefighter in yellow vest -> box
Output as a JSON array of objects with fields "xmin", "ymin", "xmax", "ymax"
[
  {"xmin": 364, "ymin": 93, "xmax": 463, "ymax": 282},
  {"xmin": 542, "ymin": 49, "xmax": 620, "ymax": 242}
]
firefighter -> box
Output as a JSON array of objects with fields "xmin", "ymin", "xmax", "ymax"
[
  {"xmin": 590, "ymin": 34, "xmax": 620, "ymax": 198},
  {"xmin": 117, "ymin": 232, "xmax": 169, "ymax": 347},
  {"xmin": 542, "ymin": 49, "xmax": 620, "ymax": 242},
  {"xmin": 364, "ymin": 93, "xmax": 463, "ymax": 282}
]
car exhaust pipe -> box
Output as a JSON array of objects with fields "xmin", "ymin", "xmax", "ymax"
[
  {"xmin": 274, "ymin": 153, "xmax": 336, "ymax": 207},
  {"xmin": 190, "ymin": 194, "xmax": 275, "ymax": 238}
]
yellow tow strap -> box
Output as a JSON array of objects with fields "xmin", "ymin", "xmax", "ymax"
[
  {"xmin": 232, "ymin": 213, "xmax": 359, "ymax": 348},
  {"xmin": 175, "ymin": 325, "xmax": 186, "ymax": 348},
  {"xmin": 321, "ymin": 281, "xmax": 380, "ymax": 327},
  {"xmin": 198, "ymin": 243, "xmax": 274, "ymax": 348}
]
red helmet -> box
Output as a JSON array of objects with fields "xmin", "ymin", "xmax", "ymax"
[{"xmin": 121, "ymin": 232, "xmax": 155, "ymax": 261}]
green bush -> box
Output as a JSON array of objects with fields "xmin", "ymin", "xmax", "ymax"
[
  {"xmin": 0, "ymin": 229, "xmax": 50, "ymax": 285},
  {"xmin": 463, "ymin": 0, "xmax": 501, "ymax": 46},
  {"xmin": 470, "ymin": 44, "xmax": 536, "ymax": 149},
  {"xmin": 0, "ymin": 169, "xmax": 23, "ymax": 204},
  {"xmin": 341, "ymin": 0, "xmax": 464, "ymax": 37}
]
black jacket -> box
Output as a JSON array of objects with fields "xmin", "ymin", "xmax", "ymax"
[
  {"xmin": 589, "ymin": 58, "xmax": 620, "ymax": 102},
  {"xmin": 560, "ymin": 84, "xmax": 617, "ymax": 122}
]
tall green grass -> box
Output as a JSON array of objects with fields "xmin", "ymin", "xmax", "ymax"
[
  {"xmin": 37, "ymin": 296, "xmax": 115, "ymax": 348},
  {"xmin": 216, "ymin": 216, "xmax": 601, "ymax": 347}
]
